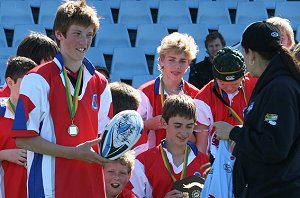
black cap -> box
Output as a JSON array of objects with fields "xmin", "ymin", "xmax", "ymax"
[
  {"xmin": 241, "ymin": 21, "xmax": 281, "ymax": 52},
  {"xmin": 212, "ymin": 47, "xmax": 246, "ymax": 81}
]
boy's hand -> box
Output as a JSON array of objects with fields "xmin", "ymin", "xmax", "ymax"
[
  {"xmin": 144, "ymin": 115, "xmax": 163, "ymax": 130},
  {"xmin": 75, "ymin": 138, "xmax": 110, "ymax": 165},
  {"xmin": 2, "ymin": 149, "xmax": 27, "ymax": 166}
]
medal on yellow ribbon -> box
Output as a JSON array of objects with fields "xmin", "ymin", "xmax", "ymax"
[{"xmin": 62, "ymin": 65, "xmax": 83, "ymax": 136}]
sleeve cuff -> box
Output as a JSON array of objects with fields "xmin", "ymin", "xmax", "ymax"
[
  {"xmin": 11, "ymin": 129, "xmax": 39, "ymax": 138},
  {"xmin": 229, "ymin": 126, "xmax": 242, "ymax": 142}
]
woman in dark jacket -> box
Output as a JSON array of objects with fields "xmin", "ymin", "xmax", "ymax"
[{"xmin": 214, "ymin": 21, "xmax": 300, "ymax": 198}]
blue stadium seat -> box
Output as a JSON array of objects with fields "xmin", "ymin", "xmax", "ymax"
[
  {"xmin": 152, "ymin": 53, "xmax": 160, "ymax": 76},
  {"xmin": 95, "ymin": 24, "xmax": 131, "ymax": 55},
  {"xmin": 196, "ymin": 49, "xmax": 208, "ymax": 64},
  {"xmin": 139, "ymin": 0, "xmax": 174, "ymax": 9},
  {"xmin": 12, "ymin": 24, "xmax": 47, "ymax": 48},
  {"xmin": 85, "ymin": 47, "xmax": 106, "ymax": 68},
  {"xmin": 0, "ymin": 1, "xmax": 34, "ymax": 30},
  {"xmin": 218, "ymin": 24, "xmax": 247, "ymax": 47},
  {"xmin": 102, "ymin": 0, "xmax": 122, "ymax": 9},
  {"xmin": 183, "ymin": 67, "xmax": 190, "ymax": 81},
  {"xmin": 0, "ymin": 47, "xmax": 17, "ymax": 86},
  {"xmin": 118, "ymin": 1, "xmax": 153, "ymax": 30},
  {"xmin": 0, "ymin": 25, "xmax": 8, "ymax": 48},
  {"xmin": 253, "ymin": 0, "xmax": 286, "ymax": 9},
  {"xmin": 235, "ymin": 2, "xmax": 268, "ymax": 25},
  {"xmin": 132, "ymin": 74, "xmax": 156, "ymax": 88},
  {"xmin": 135, "ymin": 24, "xmax": 169, "ymax": 55},
  {"xmin": 197, "ymin": 2, "xmax": 231, "ymax": 30},
  {"xmin": 111, "ymin": 47, "xmax": 150, "ymax": 80},
  {"xmin": 296, "ymin": 25, "xmax": 300, "ymax": 42},
  {"xmin": 0, "ymin": 67, "xmax": 5, "ymax": 87},
  {"xmin": 157, "ymin": 1, "xmax": 192, "ymax": 30},
  {"xmin": 27, "ymin": 0, "xmax": 41, "ymax": 8},
  {"xmin": 214, "ymin": 0, "xmax": 249, "ymax": 9},
  {"xmin": 110, "ymin": 73, "xmax": 121, "ymax": 83},
  {"xmin": 274, "ymin": 1, "xmax": 300, "ymax": 30},
  {"xmin": 38, "ymin": 1, "xmax": 62, "ymax": 30},
  {"xmin": 178, "ymin": 24, "xmax": 209, "ymax": 49},
  {"xmin": 185, "ymin": 0, "xmax": 211, "ymax": 9},
  {"xmin": 89, "ymin": 1, "xmax": 114, "ymax": 24}
]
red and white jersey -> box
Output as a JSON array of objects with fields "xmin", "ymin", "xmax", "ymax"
[
  {"xmin": 11, "ymin": 54, "xmax": 112, "ymax": 198},
  {"xmin": 194, "ymin": 73, "xmax": 256, "ymax": 157},
  {"xmin": 134, "ymin": 76, "xmax": 199, "ymax": 155},
  {"xmin": 117, "ymin": 188, "xmax": 137, "ymax": 198},
  {"xmin": 0, "ymin": 86, "xmax": 10, "ymax": 103},
  {"xmin": 128, "ymin": 141, "xmax": 209, "ymax": 198},
  {"xmin": 0, "ymin": 99, "xmax": 27, "ymax": 198}
]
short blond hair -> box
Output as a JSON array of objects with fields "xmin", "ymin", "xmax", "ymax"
[
  {"xmin": 267, "ymin": 17, "xmax": 295, "ymax": 49},
  {"xmin": 116, "ymin": 150, "xmax": 135, "ymax": 173},
  {"xmin": 157, "ymin": 32, "xmax": 198, "ymax": 71}
]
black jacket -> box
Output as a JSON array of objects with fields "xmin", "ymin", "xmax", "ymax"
[
  {"xmin": 188, "ymin": 57, "xmax": 213, "ymax": 89},
  {"xmin": 230, "ymin": 55, "xmax": 300, "ymax": 198}
]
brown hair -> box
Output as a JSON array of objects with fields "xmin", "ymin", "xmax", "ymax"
[
  {"xmin": 17, "ymin": 32, "xmax": 58, "ymax": 64},
  {"xmin": 5, "ymin": 56, "xmax": 37, "ymax": 82},
  {"xmin": 205, "ymin": 31, "xmax": 226, "ymax": 49},
  {"xmin": 53, "ymin": 0, "xmax": 99, "ymax": 46},
  {"xmin": 109, "ymin": 82, "xmax": 141, "ymax": 116},
  {"xmin": 162, "ymin": 95, "xmax": 196, "ymax": 124}
]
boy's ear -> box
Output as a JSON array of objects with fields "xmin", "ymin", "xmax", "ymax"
[
  {"xmin": 127, "ymin": 172, "xmax": 131, "ymax": 180},
  {"xmin": 161, "ymin": 117, "xmax": 167, "ymax": 129},
  {"xmin": 55, "ymin": 30, "xmax": 63, "ymax": 40},
  {"xmin": 6, "ymin": 77, "xmax": 14, "ymax": 89}
]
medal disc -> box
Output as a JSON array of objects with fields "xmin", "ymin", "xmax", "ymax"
[{"xmin": 68, "ymin": 124, "xmax": 79, "ymax": 136}]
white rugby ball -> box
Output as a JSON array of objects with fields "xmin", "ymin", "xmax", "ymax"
[{"xmin": 100, "ymin": 110, "xmax": 143, "ymax": 160}]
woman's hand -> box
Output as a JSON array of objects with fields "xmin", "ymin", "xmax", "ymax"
[{"xmin": 213, "ymin": 121, "xmax": 234, "ymax": 140}]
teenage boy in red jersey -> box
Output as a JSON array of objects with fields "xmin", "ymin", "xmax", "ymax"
[
  {"xmin": 128, "ymin": 95, "xmax": 209, "ymax": 197},
  {"xmin": 0, "ymin": 56, "xmax": 37, "ymax": 198},
  {"xmin": 11, "ymin": 1, "xmax": 112, "ymax": 197}
]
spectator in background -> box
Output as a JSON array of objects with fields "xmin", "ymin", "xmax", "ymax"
[
  {"xmin": 12, "ymin": 1, "xmax": 111, "ymax": 197},
  {"xmin": 135, "ymin": 32, "xmax": 200, "ymax": 156},
  {"xmin": 0, "ymin": 56, "xmax": 37, "ymax": 198},
  {"xmin": 194, "ymin": 47, "xmax": 256, "ymax": 157},
  {"xmin": 188, "ymin": 32, "xmax": 226, "ymax": 89},
  {"xmin": 267, "ymin": 16, "xmax": 295, "ymax": 50},
  {"xmin": 0, "ymin": 32, "xmax": 59, "ymax": 98},
  {"xmin": 214, "ymin": 21, "xmax": 300, "ymax": 197}
]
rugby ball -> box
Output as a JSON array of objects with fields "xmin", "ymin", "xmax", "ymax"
[{"xmin": 100, "ymin": 110, "xmax": 143, "ymax": 160}]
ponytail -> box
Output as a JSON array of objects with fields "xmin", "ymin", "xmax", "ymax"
[{"xmin": 279, "ymin": 46, "xmax": 300, "ymax": 83}]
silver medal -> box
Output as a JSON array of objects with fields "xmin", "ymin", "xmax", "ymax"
[{"xmin": 68, "ymin": 124, "xmax": 79, "ymax": 136}]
